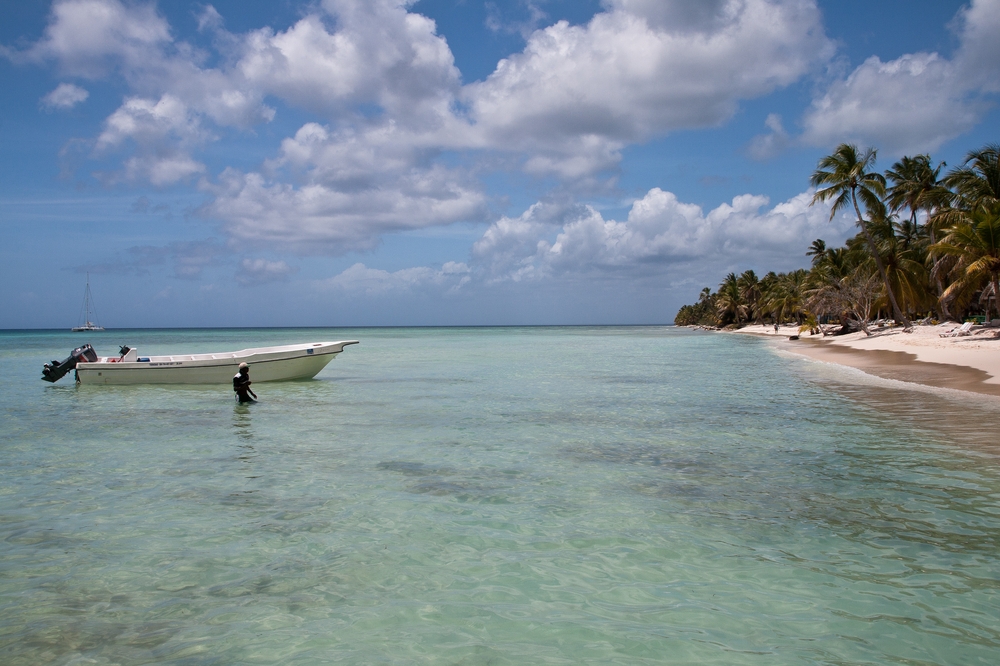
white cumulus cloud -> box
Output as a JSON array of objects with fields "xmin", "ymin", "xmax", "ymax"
[
  {"xmin": 320, "ymin": 185, "xmax": 856, "ymax": 299},
  {"xmin": 203, "ymin": 162, "xmax": 487, "ymax": 254},
  {"xmin": 237, "ymin": 0, "xmax": 461, "ymax": 127},
  {"xmin": 472, "ymin": 187, "xmax": 854, "ymax": 283},
  {"xmin": 26, "ymin": 0, "xmax": 171, "ymax": 78},
  {"xmin": 465, "ymin": 0, "xmax": 832, "ymax": 177},
  {"xmin": 41, "ymin": 82, "xmax": 89, "ymax": 110},
  {"xmin": 13, "ymin": 0, "xmax": 910, "ymax": 259},
  {"xmin": 802, "ymin": 0, "xmax": 1000, "ymax": 154},
  {"xmin": 95, "ymin": 94, "xmax": 208, "ymax": 184}
]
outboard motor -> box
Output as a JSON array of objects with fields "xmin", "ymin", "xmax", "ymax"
[{"xmin": 42, "ymin": 344, "xmax": 98, "ymax": 383}]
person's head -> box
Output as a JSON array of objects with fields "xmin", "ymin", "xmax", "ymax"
[{"xmin": 239, "ymin": 362, "xmax": 249, "ymax": 374}]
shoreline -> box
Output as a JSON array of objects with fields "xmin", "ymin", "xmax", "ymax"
[{"xmin": 729, "ymin": 323, "xmax": 1000, "ymax": 397}]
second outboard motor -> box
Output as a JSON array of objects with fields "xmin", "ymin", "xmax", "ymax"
[{"xmin": 42, "ymin": 344, "xmax": 98, "ymax": 383}]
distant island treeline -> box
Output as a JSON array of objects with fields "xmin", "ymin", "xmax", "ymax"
[{"xmin": 674, "ymin": 142, "xmax": 1000, "ymax": 335}]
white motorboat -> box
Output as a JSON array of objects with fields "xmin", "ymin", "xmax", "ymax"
[{"xmin": 42, "ymin": 340, "xmax": 358, "ymax": 385}]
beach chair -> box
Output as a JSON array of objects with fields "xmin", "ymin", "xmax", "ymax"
[{"xmin": 940, "ymin": 322, "xmax": 974, "ymax": 337}]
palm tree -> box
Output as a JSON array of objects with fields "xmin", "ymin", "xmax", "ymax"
[
  {"xmin": 886, "ymin": 154, "xmax": 949, "ymax": 226},
  {"xmin": 887, "ymin": 154, "xmax": 951, "ymax": 317},
  {"xmin": 932, "ymin": 207, "xmax": 1000, "ymax": 321},
  {"xmin": 806, "ymin": 245, "xmax": 867, "ymax": 333},
  {"xmin": 675, "ymin": 287, "xmax": 719, "ymax": 326},
  {"xmin": 931, "ymin": 144, "xmax": 1000, "ymax": 318},
  {"xmin": 810, "ymin": 144, "xmax": 911, "ymax": 329},
  {"xmin": 870, "ymin": 209, "xmax": 934, "ymax": 319},
  {"xmin": 806, "ymin": 239, "xmax": 827, "ymax": 266},
  {"xmin": 945, "ymin": 143, "xmax": 1000, "ymax": 211},
  {"xmin": 738, "ymin": 270, "xmax": 763, "ymax": 323},
  {"xmin": 762, "ymin": 270, "xmax": 807, "ymax": 325},
  {"xmin": 716, "ymin": 273, "xmax": 746, "ymax": 326}
]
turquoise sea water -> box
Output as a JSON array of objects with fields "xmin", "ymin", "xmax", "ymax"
[{"xmin": 2, "ymin": 327, "xmax": 999, "ymax": 665}]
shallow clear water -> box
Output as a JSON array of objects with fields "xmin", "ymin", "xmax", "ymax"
[{"xmin": 1, "ymin": 327, "xmax": 999, "ymax": 664}]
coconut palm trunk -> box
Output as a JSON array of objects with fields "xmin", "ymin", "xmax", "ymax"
[
  {"xmin": 993, "ymin": 276, "xmax": 1000, "ymax": 321},
  {"xmin": 929, "ymin": 227, "xmax": 951, "ymax": 319}
]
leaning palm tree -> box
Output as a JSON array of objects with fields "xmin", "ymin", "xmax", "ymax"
[
  {"xmin": 810, "ymin": 144, "xmax": 911, "ymax": 329},
  {"xmin": 932, "ymin": 206, "xmax": 1000, "ymax": 321}
]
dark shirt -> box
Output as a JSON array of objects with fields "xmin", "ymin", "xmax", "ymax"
[{"xmin": 233, "ymin": 371, "xmax": 253, "ymax": 401}]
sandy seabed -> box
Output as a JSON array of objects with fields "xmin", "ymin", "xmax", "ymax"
[{"xmin": 732, "ymin": 322, "xmax": 1000, "ymax": 397}]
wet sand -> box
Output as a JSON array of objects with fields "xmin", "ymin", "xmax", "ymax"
[
  {"xmin": 730, "ymin": 323, "xmax": 1000, "ymax": 398},
  {"xmin": 787, "ymin": 338, "xmax": 1000, "ymax": 397}
]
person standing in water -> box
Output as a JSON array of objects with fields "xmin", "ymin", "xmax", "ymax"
[{"xmin": 233, "ymin": 362, "xmax": 257, "ymax": 403}]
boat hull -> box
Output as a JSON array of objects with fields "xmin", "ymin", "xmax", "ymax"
[{"xmin": 75, "ymin": 341, "xmax": 358, "ymax": 385}]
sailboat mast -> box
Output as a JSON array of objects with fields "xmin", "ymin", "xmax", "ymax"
[
  {"xmin": 72, "ymin": 273, "xmax": 104, "ymax": 331},
  {"xmin": 83, "ymin": 275, "xmax": 92, "ymax": 325}
]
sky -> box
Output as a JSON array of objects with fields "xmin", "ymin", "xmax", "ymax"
[{"xmin": 1, "ymin": 0, "xmax": 998, "ymax": 328}]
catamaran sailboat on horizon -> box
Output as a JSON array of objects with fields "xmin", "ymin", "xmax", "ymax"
[{"xmin": 72, "ymin": 275, "xmax": 105, "ymax": 332}]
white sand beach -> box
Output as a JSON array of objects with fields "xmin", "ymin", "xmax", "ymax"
[{"xmin": 733, "ymin": 322, "xmax": 1000, "ymax": 396}]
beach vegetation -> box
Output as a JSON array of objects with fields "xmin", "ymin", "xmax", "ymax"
[
  {"xmin": 674, "ymin": 287, "xmax": 719, "ymax": 327},
  {"xmin": 715, "ymin": 272, "xmax": 747, "ymax": 327},
  {"xmin": 675, "ymin": 141, "xmax": 1000, "ymax": 332},
  {"xmin": 810, "ymin": 144, "xmax": 911, "ymax": 330},
  {"xmin": 932, "ymin": 207, "xmax": 1000, "ymax": 321}
]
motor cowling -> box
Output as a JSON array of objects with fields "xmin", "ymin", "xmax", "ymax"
[{"xmin": 42, "ymin": 344, "xmax": 98, "ymax": 383}]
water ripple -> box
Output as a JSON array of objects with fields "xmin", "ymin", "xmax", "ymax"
[{"xmin": 1, "ymin": 327, "xmax": 999, "ymax": 664}]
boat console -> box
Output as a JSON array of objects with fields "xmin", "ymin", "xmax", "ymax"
[{"xmin": 105, "ymin": 346, "xmax": 138, "ymax": 363}]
